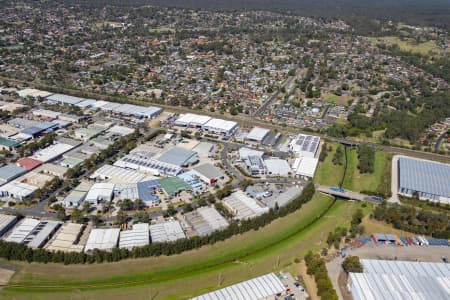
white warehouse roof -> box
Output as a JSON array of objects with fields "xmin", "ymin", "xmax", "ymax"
[
  {"xmin": 246, "ymin": 127, "xmax": 270, "ymax": 142},
  {"xmin": 349, "ymin": 259, "xmax": 450, "ymax": 300},
  {"xmin": 119, "ymin": 223, "xmax": 150, "ymax": 249},
  {"xmin": 91, "ymin": 164, "xmax": 153, "ymax": 184},
  {"xmin": 84, "ymin": 228, "xmax": 120, "ymax": 252},
  {"xmin": 0, "ymin": 181, "xmax": 38, "ymax": 200},
  {"xmin": 3, "ymin": 218, "xmax": 40, "ymax": 244},
  {"xmin": 191, "ymin": 273, "xmax": 285, "ymax": 300},
  {"xmin": 31, "ymin": 143, "xmax": 76, "ymax": 163},
  {"xmin": 85, "ymin": 183, "xmax": 115, "ymax": 204},
  {"xmin": 292, "ymin": 157, "xmax": 318, "ymax": 178},
  {"xmin": 175, "ymin": 113, "xmax": 211, "ymax": 127},
  {"xmin": 264, "ymin": 158, "xmax": 292, "ymax": 176},
  {"xmin": 150, "ymin": 220, "xmax": 186, "ymax": 243},
  {"xmin": 203, "ymin": 118, "xmax": 238, "ymax": 133}
]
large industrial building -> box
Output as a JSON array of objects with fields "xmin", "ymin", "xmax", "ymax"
[
  {"xmin": 245, "ymin": 127, "xmax": 270, "ymax": 143},
  {"xmin": 191, "ymin": 273, "xmax": 286, "ymax": 300},
  {"xmin": 3, "ymin": 218, "xmax": 61, "ymax": 248},
  {"xmin": 348, "ymin": 259, "xmax": 450, "ymax": 300},
  {"xmin": 184, "ymin": 206, "xmax": 229, "ymax": 237},
  {"xmin": 149, "ymin": 220, "xmax": 186, "ymax": 243},
  {"xmin": 289, "ymin": 134, "xmax": 320, "ymax": 158},
  {"xmin": 398, "ymin": 156, "xmax": 450, "ymax": 203},
  {"xmin": 223, "ymin": 190, "xmax": 269, "ymax": 220},
  {"xmin": 45, "ymin": 223, "xmax": 85, "ymax": 253},
  {"xmin": 119, "ymin": 223, "xmax": 150, "ymax": 249},
  {"xmin": 174, "ymin": 113, "xmax": 238, "ymax": 136},
  {"xmin": 0, "ymin": 214, "xmax": 18, "ymax": 237},
  {"xmin": 84, "ymin": 228, "xmax": 120, "ymax": 252}
]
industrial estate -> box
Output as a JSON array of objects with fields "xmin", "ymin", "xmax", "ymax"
[{"xmin": 0, "ymin": 1, "xmax": 449, "ymax": 300}]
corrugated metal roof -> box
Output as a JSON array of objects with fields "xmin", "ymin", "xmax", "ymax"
[
  {"xmin": 399, "ymin": 157, "xmax": 450, "ymax": 198},
  {"xmin": 350, "ymin": 259, "xmax": 450, "ymax": 300},
  {"xmin": 191, "ymin": 273, "xmax": 285, "ymax": 300}
]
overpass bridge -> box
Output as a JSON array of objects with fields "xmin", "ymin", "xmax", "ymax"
[{"xmin": 316, "ymin": 185, "xmax": 383, "ymax": 202}]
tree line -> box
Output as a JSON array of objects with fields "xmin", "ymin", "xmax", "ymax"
[
  {"xmin": 304, "ymin": 251, "xmax": 339, "ymax": 300},
  {"xmin": 372, "ymin": 202, "xmax": 450, "ymax": 239},
  {"xmin": 0, "ymin": 183, "xmax": 316, "ymax": 264}
]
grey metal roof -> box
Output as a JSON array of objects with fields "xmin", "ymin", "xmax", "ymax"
[
  {"xmin": 399, "ymin": 157, "xmax": 450, "ymax": 198},
  {"xmin": 0, "ymin": 164, "xmax": 27, "ymax": 183},
  {"xmin": 157, "ymin": 147, "xmax": 198, "ymax": 167},
  {"xmin": 193, "ymin": 163, "xmax": 224, "ymax": 180}
]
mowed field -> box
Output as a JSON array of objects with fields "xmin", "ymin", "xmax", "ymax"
[
  {"xmin": 0, "ymin": 194, "xmax": 363, "ymax": 300},
  {"xmin": 367, "ymin": 36, "xmax": 442, "ymax": 55}
]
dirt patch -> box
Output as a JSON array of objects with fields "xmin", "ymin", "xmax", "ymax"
[
  {"xmin": 338, "ymin": 272, "xmax": 352, "ymax": 300},
  {"xmin": 299, "ymin": 260, "xmax": 320, "ymax": 300},
  {"xmin": 0, "ymin": 268, "xmax": 15, "ymax": 287}
]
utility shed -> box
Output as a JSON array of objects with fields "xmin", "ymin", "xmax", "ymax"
[
  {"xmin": 84, "ymin": 228, "xmax": 120, "ymax": 252},
  {"xmin": 22, "ymin": 220, "xmax": 61, "ymax": 249},
  {"xmin": 191, "ymin": 273, "xmax": 285, "ymax": 300},
  {"xmin": 0, "ymin": 164, "xmax": 27, "ymax": 185},
  {"xmin": 0, "ymin": 214, "xmax": 18, "ymax": 237},
  {"xmin": 119, "ymin": 223, "xmax": 150, "ymax": 249},
  {"xmin": 150, "ymin": 220, "xmax": 186, "ymax": 243},
  {"xmin": 3, "ymin": 218, "xmax": 40, "ymax": 244},
  {"xmin": 45, "ymin": 223, "xmax": 85, "ymax": 253},
  {"xmin": 398, "ymin": 156, "xmax": 450, "ymax": 204},
  {"xmin": 349, "ymin": 259, "xmax": 450, "ymax": 300}
]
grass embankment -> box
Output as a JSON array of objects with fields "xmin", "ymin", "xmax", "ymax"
[
  {"xmin": 314, "ymin": 142, "xmax": 345, "ymax": 187},
  {"xmin": 1, "ymin": 193, "xmax": 363, "ymax": 299},
  {"xmin": 315, "ymin": 143, "xmax": 391, "ymax": 196}
]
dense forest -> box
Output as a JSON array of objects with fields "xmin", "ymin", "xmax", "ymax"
[{"xmin": 56, "ymin": 0, "xmax": 450, "ymax": 28}]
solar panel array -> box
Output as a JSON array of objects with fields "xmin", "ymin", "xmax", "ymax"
[
  {"xmin": 399, "ymin": 157, "xmax": 450, "ymax": 199},
  {"xmin": 295, "ymin": 134, "xmax": 320, "ymax": 153},
  {"xmin": 191, "ymin": 273, "xmax": 285, "ymax": 300}
]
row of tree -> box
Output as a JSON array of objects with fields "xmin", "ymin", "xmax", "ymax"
[
  {"xmin": 0, "ymin": 183, "xmax": 316, "ymax": 264},
  {"xmin": 372, "ymin": 202, "xmax": 450, "ymax": 239},
  {"xmin": 304, "ymin": 251, "xmax": 339, "ymax": 300}
]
